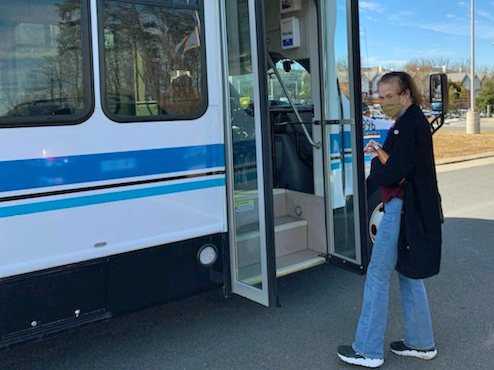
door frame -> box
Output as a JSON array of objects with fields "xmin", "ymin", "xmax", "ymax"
[
  {"xmin": 348, "ymin": 0, "xmax": 370, "ymax": 271},
  {"xmin": 254, "ymin": 0, "xmax": 278, "ymax": 307}
]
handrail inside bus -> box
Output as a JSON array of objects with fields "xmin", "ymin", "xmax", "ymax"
[{"xmin": 267, "ymin": 57, "xmax": 322, "ymax": 150}]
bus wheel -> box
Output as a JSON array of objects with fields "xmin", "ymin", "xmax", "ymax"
[{"xmin": 367, "ymin": 190, "xmax": 384, "ymax": 246}]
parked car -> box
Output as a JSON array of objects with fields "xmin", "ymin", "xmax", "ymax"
[
  {"xmin": 5, "ymin": 99, "xmax": 73, "ymax": 117},
  {"xmin": 362, "ymin": 102, "xmax": 371, "ymax": 116},
  {"xmin": 369, "ymin": 108, "xmax": 385, "ymax": 119},
  {"xmin": 422, "ymin": 109, "xmax": 432, "ymax": 117}
]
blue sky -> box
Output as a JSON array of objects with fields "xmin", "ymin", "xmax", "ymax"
[{"xmin": 359, "ymin": 0, "xmax": 494, "ymax": 70}]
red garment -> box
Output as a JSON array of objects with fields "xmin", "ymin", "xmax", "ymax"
[{"xmin": 380, "ymin": 184, "xmax": 404, "ymax": 204}]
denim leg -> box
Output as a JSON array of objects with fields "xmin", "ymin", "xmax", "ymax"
[
  {"xmin": 352, "ymin": 198, "xmax": 403, "ymax": 359},
  {"xmin": 398, "ymin": 273, "xmax": 435, "ymax": 349}
]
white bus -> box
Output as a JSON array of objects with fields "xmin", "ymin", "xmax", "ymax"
[{"xmin": 0, "ymin": 0, "xmax": 446, "ymax": 346}]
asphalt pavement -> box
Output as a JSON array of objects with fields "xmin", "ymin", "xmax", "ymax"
[{"xmin": 1, "ymin": 159, "xmax": 494, "ymax": 370}]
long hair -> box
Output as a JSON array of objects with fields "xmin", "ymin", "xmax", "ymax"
[{"xmin": 378, "ymin": 71, "xmax": 423, "ymax": 106}]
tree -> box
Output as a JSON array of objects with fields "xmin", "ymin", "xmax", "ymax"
[
  {"xmin": 448, "ymin": 80, "xmax": 468, "ymax": 113},
  {"xmin": 450, "ymin": 58, "xmax": 470, "ymax": 73},
  {"xmin": 449, "ymin": 83, "xmax": 459, "ymax": 113},
  {"xmin": 299, "ymin": 72, "xmax": 311, "ymax": 102},
  {"xmin": 476, "ymin": 77, "xmax": 494, "ymax": 113}
]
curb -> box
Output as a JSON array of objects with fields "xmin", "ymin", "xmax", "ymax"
[{"xmin": 436, "ymin": 151, "xmax": 494, "ymax": 165}]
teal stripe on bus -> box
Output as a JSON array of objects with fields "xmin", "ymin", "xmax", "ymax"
[{"xmin": 0, "ymin": 177, "xmax": 225, "ymax": 218}]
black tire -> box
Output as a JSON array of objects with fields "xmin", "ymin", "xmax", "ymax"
[{"xmin": 367, "ymin": 189, "xmax": 384, "ymax": 254}]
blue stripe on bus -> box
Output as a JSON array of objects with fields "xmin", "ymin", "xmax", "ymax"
[
  {"xmin": 0, "ymin": 177, "xmax": 225, "ymax": 218},
  {"xmin": 328, "ymin": 132, "xmax": 352, "ymax": 149},
  {"xmin": 0, "ymin": 144, "xmax": 224, "ymax": 193},
  {"xmin": 330, "ymin": 156, "xmax": 353, "ymax": 170}
]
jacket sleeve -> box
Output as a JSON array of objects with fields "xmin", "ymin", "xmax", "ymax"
[{"xmin": 369, "ymin": 121, "xmax": 417, "ymax": 186}]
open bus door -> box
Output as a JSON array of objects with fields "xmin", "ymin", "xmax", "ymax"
[
  {"xmin": 221, "ymin": 0, "xmax": 367, "ymax": 307},
  {"xmin": 221, "ymin": 0, "xmax": 277, "ymax": 307},
  {"xmin": 319, "ymin": 0, "xmax": 368, "ymax": 271}
]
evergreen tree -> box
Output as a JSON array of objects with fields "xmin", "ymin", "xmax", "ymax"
[{"xmin": 476, "ymin": 77, "xmax": 494, "ymax": 114}]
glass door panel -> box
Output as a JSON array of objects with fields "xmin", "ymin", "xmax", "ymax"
[
  {"xmin": 320, "ymin": 0, "xmax": 363, "ymax": 267},
  {"xmin": 222, "ymin": 0, "xmax": 271, "ymax": 305}
]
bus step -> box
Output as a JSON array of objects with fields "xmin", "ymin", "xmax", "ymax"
[{"xmin": 236, "ymin": 216, "xmax": 308, "ymax": 268}]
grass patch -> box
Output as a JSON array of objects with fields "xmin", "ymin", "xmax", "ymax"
[{"xmin": 433, "ymin": 130, "xmax": 494, "ymax": 160}]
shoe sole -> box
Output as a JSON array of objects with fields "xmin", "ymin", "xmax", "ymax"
[
  {"xmin": 337, "ymin": 353, "xmax": 384, "ymax": 368},
  {"xmin": 390, "ymin": 348, "xmax": 437, "ymax": 360}
]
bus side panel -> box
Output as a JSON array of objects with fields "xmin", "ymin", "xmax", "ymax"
[
  {"xmin": 0, "ymin": 260, "xmax": 109, "ymax": 346},
  {"xmin": 0, "ymin": 0, "xmax": 227, "ymax": 280},
  {"xmin": 0, "ymin": 233, "xmax": 225, "ymax": 347},
  {"xmin": 108, "ymin": 233, "xmax": 225, "ymax": 315},
  {"xmin": 0, "ymin": 181, "xmax": 226, "ymax": 279},
  {"xmin": 0, "ymin": 0, "xmax": 229, "ymax": 348}
]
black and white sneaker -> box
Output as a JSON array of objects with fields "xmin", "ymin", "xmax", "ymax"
[
  {"xmin": 337, "ymin": 345, "xmax": 384, "ymax": 368},
  {"xmin": 390, "ymin": 341, "xmax": 437, "ymax": 360}
]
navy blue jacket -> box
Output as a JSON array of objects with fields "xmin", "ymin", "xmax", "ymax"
[{"xmin": 368, "ymin": 104, "xmax": 442, "ymax": 279}]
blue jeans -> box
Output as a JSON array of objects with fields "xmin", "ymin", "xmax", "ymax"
[{"xmin": 352, "ymin": 197, "xmax": 435, "ymax": 359}]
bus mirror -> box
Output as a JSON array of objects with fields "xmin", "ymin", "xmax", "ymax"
[
  {"xmin": 283, "ymin": 60, "xmax": 292, "ymax": 73},
  {"xmin": 429, "ymin": 73, "xmax": 448, "ymax": 115}
]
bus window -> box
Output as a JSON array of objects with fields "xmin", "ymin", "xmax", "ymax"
[
  {"xmin": 100, "ymin": 0, "xmax": 207, "ymax": 122},
  {"xmin": 0, "ymin": 0, "xmax": 91, "ymax": 126}
]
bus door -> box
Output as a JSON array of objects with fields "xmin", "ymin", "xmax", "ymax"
[
  {"xmin": 221, "ymin": 0, "xmax": 367, "ymax": 307},
  {"xmin": 221, "ymin": 0, "xmax": 277, "ymax": 307},
  {"xmin": 319, "ymin": 0, "xmax": 367, "ymax": 271},
  {"xmin": 258, "ymin": 0, "xmax": 367, "ymax": 275}
]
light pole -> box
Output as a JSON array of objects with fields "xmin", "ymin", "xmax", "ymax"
[{"xmin": 466, "ymin": 0, "xmax": 480, "ymax": 133}]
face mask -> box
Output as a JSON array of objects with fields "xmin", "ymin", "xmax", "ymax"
[{"xmin": 381, "ymin": 95, "xmax": 402, "ymax": 118}]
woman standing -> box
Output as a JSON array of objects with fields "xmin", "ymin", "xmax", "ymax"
[{"xmin": 337, "ymin": 72, "xmax": 443, "ymax": 368}]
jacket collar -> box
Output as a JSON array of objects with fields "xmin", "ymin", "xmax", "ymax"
[{"xmin": 396, "ymin": 104, "xmax": 420, "ymax": 124}]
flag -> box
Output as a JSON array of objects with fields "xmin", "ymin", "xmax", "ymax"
[{"xmin": 175, "ymin": 27, "xmax": 200, "ymax": 56}]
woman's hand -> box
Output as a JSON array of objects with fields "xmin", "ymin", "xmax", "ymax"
[
  {"xmin": 365, "ymin": 139, "xmax": 390, "ymax": 164},
  {"xmin": 364, "ymin": 140, "xmax": 379, "ymax": 159}
]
